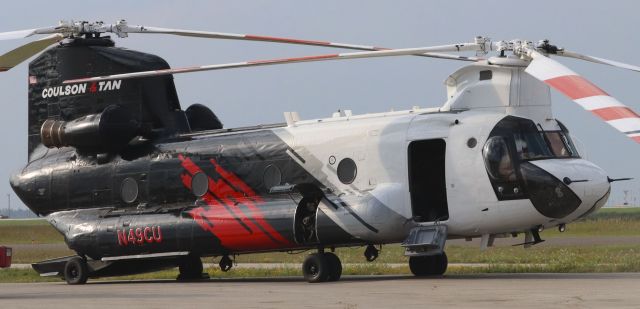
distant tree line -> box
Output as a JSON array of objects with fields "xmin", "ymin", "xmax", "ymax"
[{"xmin": 0, "ymin": 208, "xmax": 38, "ymax": 219}]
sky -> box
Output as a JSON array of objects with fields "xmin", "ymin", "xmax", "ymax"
[{"xmin": 1, "ymin": 0, "xmax": 639, "ymax": 210}]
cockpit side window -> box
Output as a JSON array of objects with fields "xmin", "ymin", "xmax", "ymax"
[
  {"xmin": 483, "ymin": 136, "xmax": 516, "ymax": 182},
  {"xmin": 553, "ymin": 120, "xmax": 580, "ymax": 158}
]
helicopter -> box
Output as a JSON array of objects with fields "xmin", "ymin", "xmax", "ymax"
[{"xmin": 1, "ymin": 20, "xmax": 637, "ymax": 284}]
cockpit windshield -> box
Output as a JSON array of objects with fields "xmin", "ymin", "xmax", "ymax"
[
  {"xmin": 482, "ymin": 116, "xmax": 582, "ymax": 211},
  {"xmin": 512, "ymin": 126, "xmax": 552, "ymax": 160},
  {"xmin": 485, "ymin": 116, "xmax": 579, "ymax": 163}
]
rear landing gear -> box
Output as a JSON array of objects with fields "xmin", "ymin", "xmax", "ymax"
[
  {"xmin": 63, "ymin": 256, "xmax": 89, "ymax": 285},
  {"xmin": 409, "ymin": 252, "xmax": 448, "ymax": 277},
  {"xmin": 177, "ymin": 254, "xmax": 204, "ymax": 280},
  {"xmin": 302, "ymin": 252, "xmax": 342, "ymax": 283}
]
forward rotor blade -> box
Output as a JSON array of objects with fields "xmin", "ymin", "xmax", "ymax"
[
  {"xmin": 130, "ymin": 26, "xmax": 481, "ymax": 62},
  {"xmin": 526, "ymin": 50, "xmax": 640, "ymax": 143},
  {"xmin": 558, "ymin": 50, "xmax": 640, "ymax": 73},
  {"xmin": 0, "ymin": 34, "xmax": 63, "ymax": 72},
  {"xmin": 64, "ymin": 42, "xmax": 482, "ymax": 83}
]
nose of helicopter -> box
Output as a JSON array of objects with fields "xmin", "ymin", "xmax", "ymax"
[{"xmin": 528, "ymin": 159, "xmax": 610, "ymax": 220}]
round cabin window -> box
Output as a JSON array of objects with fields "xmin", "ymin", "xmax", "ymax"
[
  {"xmin": 263, "ymin": 164, "xmax": 282, "ymax": 190},
  {"xmin": 121, "ymin": 177, "xmax": 139, "ymax": 203},
  {"xmin": 191, "ymin": 172, "xmax": 209, "ymax": 197},
  {"xmin": 467, "ymin": 137, "xmax": 477, "ymax": 148},
  {"xmin": 337, "ymin": 158, "xmax": 357, "ymax": 184}
]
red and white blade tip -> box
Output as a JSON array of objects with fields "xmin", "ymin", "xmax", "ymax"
[{"xmin": 527, "ymin": 52, "xmax": 640, "ymax": 143}]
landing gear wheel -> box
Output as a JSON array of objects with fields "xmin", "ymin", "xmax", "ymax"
[
  {"xmin": 323, "ymin": 252, "xmax": 342, "ymax": 282},
  {"xmin": 178, "ymin": 254, "xmax": 204, "ymax": 280},
  {"xmin": 302, "ymin": 252, "xmax": 343, "ymax": 283},
  {"xmin": 409, "ymin": 252, "xmax": 448, "ymax": 277},
  {"xmin": 64, "ymin": 256, "xmax": 89, "ymax": 285},
  {"xmin": 302, "ymin": 253, "xmax": 330, "ymax": 283}
]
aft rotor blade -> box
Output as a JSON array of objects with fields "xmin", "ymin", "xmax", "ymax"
[
  {"xmin": 0, "ymin": 34, "xmax": 63, "ymax": 72},
  {"xmin": 133, "ymin": 26, "xmax": 481, "ymax": 62},
  {"xmin": 0, "ymin": 26, "xmax": 62, "ymax": 40},
  {"xmin": 526, "ymin": 50, "xmax": 640, "ymax": 143},
  {"xmin": 558, "ymin": 50, "xmax": 640, "ymax": 73},
  {"xmin": 63, "ymin": 42, "xmax": 483, "ymax": 83}
]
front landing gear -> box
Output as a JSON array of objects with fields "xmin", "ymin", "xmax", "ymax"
[
  {"xmin": 302, "ymin": 252, "xmax": 342, "ymax": 283},
  {"xmin": 409, "ymin": 252, "xmax": 448, "ymax": 277}
]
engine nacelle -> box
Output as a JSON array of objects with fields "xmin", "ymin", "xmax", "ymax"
[{"xmin": 40, "ymin": 105, "xmax": 139, "ymax": 152}]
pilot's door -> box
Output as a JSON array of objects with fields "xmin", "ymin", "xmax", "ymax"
[{"xmin": 408, "ymin": 139, "xmax": 449, "ymax": 223}]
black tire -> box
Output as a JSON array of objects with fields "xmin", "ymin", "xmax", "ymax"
[
  {"xmin": 431, "ymin": 252, "xmax": 448, "ymax": 275},
  {"xmin": 323, "ymin": 252, "xmax": 342, "ymax": 282},
  {"xmin": 409, "ymin": 252, "xmax": 448, "ymax": 277},
  {"xmin": 178, "ymin": 254, "xmax": 203, "ymax": 280},
  {"xmin": 64, "ymin": 256, "xmax": 89, "ymax": 285},
  {"xmin": 302, "ymin": 253, "xmax": 329, "ymax": 283}
]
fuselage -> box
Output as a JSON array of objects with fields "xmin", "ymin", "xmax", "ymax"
[{"xmin": 10, "ymin": 105, "xmax": 611, "ymax": 259}]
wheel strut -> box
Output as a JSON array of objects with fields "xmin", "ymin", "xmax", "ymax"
[
  {"xmin": 364, "ymin": 244, "xmax": 379, "ymax": 262},
  {"xmin": 219, "ymin": 255, "xmax": 233, "ymax": 272}
]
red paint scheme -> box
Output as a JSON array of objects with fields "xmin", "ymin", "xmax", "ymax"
[
  {"xmin": 248, "ymin": 54, "xmax": 339, "ymax": 65},
  {"xmin": 244, "ymin": 34, "xmax": 331, "ymax": 46},
  {"xmin": 544, "ymin": 75, "xmax": 608, "ymax": 100},
  {"xmin": 178, "ymin": 155, "xmax": 293, "ymax": 251},
  {"xmin": 591, "ymin": 106, "xmax": 640, "ymax": 121}
]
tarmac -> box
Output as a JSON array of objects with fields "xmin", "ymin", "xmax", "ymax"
[{"xmin": 1, "ymin": 273, "xmax": 639, "ymax": 308}]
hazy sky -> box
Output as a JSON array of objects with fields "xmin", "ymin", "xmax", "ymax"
[{"xmin": 1, "ymin": 0, "xmax": 639, "ymax": 210}]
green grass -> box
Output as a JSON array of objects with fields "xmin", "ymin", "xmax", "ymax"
[
  {"xmin": 586, "ymin": 207, "xmax": 640, "ymax": 221},
  {"xmin": 0, "ymin": 219, "xmax": 65, "ymax": 244},
  {"xmin": 9, "ymin": 246, "xmax": 75, "ymax": 263},
  {"xmin": 1, "ymin": 207, "xmax": 639, "ymax": 283},
  {"xmin": 0, "ymin": 268, "xmax": 61, "ymax": 283}
]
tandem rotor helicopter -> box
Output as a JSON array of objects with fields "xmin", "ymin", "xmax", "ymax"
[{"xmin": 1, "ymin": 20, "xmax": 638, "ymax": 284}]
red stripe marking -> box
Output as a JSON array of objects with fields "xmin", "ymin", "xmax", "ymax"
[
  {"xmin": 210, "ymin": 159, "xmax": 262, "ymax": 202},
  {"xmin": 591, "ymin": 106, "xmax": 640, "ymax": 121},
  {"xmin": 180, "ymin": 162, "xmax": 278, "ymax": 250},
  {"xmin": 632, "ymin": 136, "xmax": 640, "ymax": 144},
  {"xmin": 210, "ymin": 159, "xmax": 290, "ymax": 244},
  {"xmin": 179, "ymin": 155, "xmax": 292, "ymax": 250},
  {"xmin": 544, "ymin": 75, "xmax": 608, "ymax": 100},
  {"xmin": 156, "ymin": 66, "xmax": 200, "ymax": 74},
  {"xmin": 248, "ymin": 54, "xmax": 339, "ymax": 65},
  {"xmin": 0, "ymin": 67, "xmax": 9, "ymax": 72},
  {"xmin": 245, "ymin": 34, "xmax": 331, "ymax": 46}
]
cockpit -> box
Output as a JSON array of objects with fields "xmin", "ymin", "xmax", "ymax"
[{"xmin": 482, "ymin": 116, "xmax": 584, "ymax": 218}]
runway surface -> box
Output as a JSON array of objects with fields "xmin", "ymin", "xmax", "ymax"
[{"xmin": 1, "ymin": 273, "xmax": 639, "ymax": 308}]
